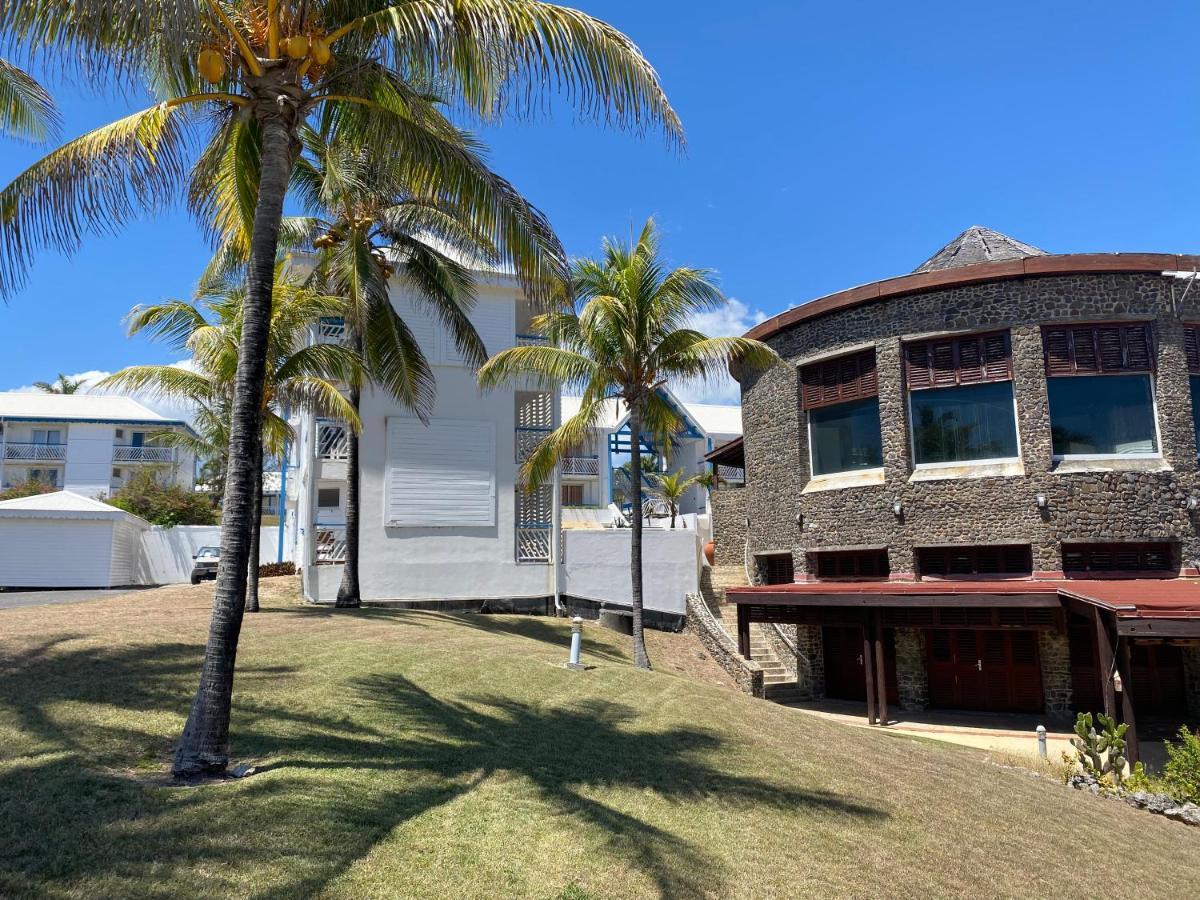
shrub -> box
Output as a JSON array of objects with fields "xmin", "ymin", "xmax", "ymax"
[
  {"xmin": 1070, "ymin": 712, "xmax": 1128, "ymax": 789},
  {"xmin": 107, "ymin": 470, "xmax": 218, "ymax": 526},
  {"xmin": 258, "ymin": 561, "xmax": 296, "ymax": 578},
  {"xmin": 1162, "ymin": 726, "xmax": 1200, "ymax": 804},
  {"xmin": 0, "ymin": 480, "xmax": 59, "ymax": 502}
]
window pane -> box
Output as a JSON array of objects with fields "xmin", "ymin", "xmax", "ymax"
[
  {"xmin": 1191, "ymin": 375, "xmax": 1200, "ymax": 456},
  {"xmin": 808, "ymin": 397, "xmax": 883, "ymax": 476},
  {"xmin": 1048, "ymin": 375, "xmax": 1157, "ymax": 456},
  {"xmin": 317, "ymin": 488, "xmax": 340, "ymax": 508},
  {"xmin": 911, "ymin": 381, "xmax": 1019, "ymax": 464}
]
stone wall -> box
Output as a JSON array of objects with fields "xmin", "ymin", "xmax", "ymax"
[
  {"xmin": 894, "ymin": 628, "xmax": 927, "ymax": 711},
  {"xmin": 1184, "ymin": 647, "xmax": 1200, "ymax": 720},
  {"xmin": 709, "ymin": 488, "xmax": 747, "ymax": 569},
  {"xmin": 796, "ymin": 625, "xmax": 825, "ymax": 699},
  {"xmin": 684, "ymin": 592, "xmax": 764, "ymax": 698},
  {"xmin": 1039, "ymin": 631, "xmax": 1074, "ymax": 718},
  {"xmin": 737, "ymin": 273, "xmax": 1200, "ymax": 579}
]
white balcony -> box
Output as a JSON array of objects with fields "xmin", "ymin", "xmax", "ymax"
[
  {"xmin": 562, "ymin": 456, "xmax": 600, "ymax": 477},
  {"xmin": 113, "ymin": 446, "xmax": 175, "ymax": 463},
  {"xmin": 516, "ymin": 333, "xmax": 547, "ymax": 347},
  {"xmin": 316, "ymin": 317, "xmax": 348, "ymax": 344},
  {"xmin": 317, "ymin": 423, "xmax": 349, "ymax": 461},
  {"xmin": 4, "ymin": 442, "xmax": 66, "ymax": 461}
]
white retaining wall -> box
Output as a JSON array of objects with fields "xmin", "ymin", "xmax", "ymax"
[
  {"xmin": 139, "ymin": 526, "xmax": 292, "ymax": 584},
  {"xmin": 563, "ymin": 528, "xmax": 700, "ymax": 616}
]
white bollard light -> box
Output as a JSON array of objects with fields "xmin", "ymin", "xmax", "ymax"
[
  {"xmin": 1037, "ymin": 724, "xmax": 1047, "ymax": 759},
  {"xmin": 566, "ymin": 616, "xmax": 586, "ymax": 670}
]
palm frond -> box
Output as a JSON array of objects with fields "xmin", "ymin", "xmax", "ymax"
[{"xmin": 0, "ymin": 57, "xmax": 59, "ymax": 142}]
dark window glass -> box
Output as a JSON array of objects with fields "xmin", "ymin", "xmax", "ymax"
[
  {"xmin": 317, "ymin": 487, "xmax": 341, "ymax": 508},
  {"xmin": 1191, "ymin": 375, "xmax": 1200, "ymax": 456},
  {"xmin": 910, "ymin": 381, "xmax": 1019, "ymax": 464},
  {"xmin": 813, "ymin": 549, "xmax": 890, "ymax": 579},
  {"xmin": 1062, "ymin": 542, "xmax": 1173, "ymax": 574},
  {"xmin": 809, "ymin": 397, "xmax": 883, "ymax": 476},
  {"xmin": 759, "ymin": 554, "xmax": 794, "ymax": 585},
  {"xmin": 917, "ymin": 545, "xmax": 1032, "ymax": 577},
  {"xmin": 1047, "ymin": 374, "xmax": 1157, "ymax": 456}
]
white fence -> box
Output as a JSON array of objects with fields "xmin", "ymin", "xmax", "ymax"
[
  {"xmin": 139, "ymin": 525, "xmax": 293, "ymax": 584},
  {"xmin": 563, "ymin": 528, "xmax": 700, "ymax": 616}
]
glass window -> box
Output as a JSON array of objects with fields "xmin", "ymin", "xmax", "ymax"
[
  {"xmin": 910, "ymin": 381, "xmax": 1019, "ymax": 464},
  {"xmin": 317, "ymin": 487, "xmax": 341, "ymax": 508},
  {"xmin": 1191, "ymin": 375, "xmax": 1200, "ymax": 456},
  {"xmin": 1047, "ymin": 375, "xmax": 1158, "ymax": 456},
  {"xmin": 808, "ymin": 397, "xmax": 883, "ymax": 476}
]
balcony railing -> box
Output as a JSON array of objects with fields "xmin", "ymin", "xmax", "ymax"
[
  {"xmin": 317, "ymin": 423, "xmax": 349, "ymax": 461},
  {"xmin": 516, "ymin": 333, "xmax": 547, "ymax": 347},
  {"xmin": 717, "ymin": 464, "xmax": 745, "ymax": 485},
  {"xmin": 4, "ymin": 442, "xmax": 66, "ymax": 461},
  {"xmin": 316, "ymin": 316, "xmax": 348, "ymax": 344},
  {"xmin": 113, "ymin": 446, "xmax": 175, "ymax": 463},
  {"xmin": 561, "ymin": 455, "xmax": 600, "ymax": 476},
  {"xmin": 516, "ymin": 525, "xmax": 551, "ymax": 563},
  {"xmin": 315, "ymin": 525, "xmax": 347, "ymax": 563}
]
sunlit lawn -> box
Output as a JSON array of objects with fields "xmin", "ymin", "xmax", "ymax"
[{"xmin": 1, "ymin": 579, "xmax": 1197, "ymax": 899}]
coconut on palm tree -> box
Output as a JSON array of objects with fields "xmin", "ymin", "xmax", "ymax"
[
  {"xmin": 99, "ymin": 262, "xmax": 361, "ymax": 613},
  {"xmin": 32, "ymin": 373, "xmax": 85, "ymax": 393},
  {"xmin": 479, "ymin": 218, "xmax": 779, "ymax": 669},
  {"xmin": 3, "ymin": 0, "xmax": 678, "ymax": 778}
]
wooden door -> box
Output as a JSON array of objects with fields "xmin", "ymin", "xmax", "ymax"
[
  {"xmin": 1130, "ymin": 643, "xmax": 1188, "ymax": 717},
  {"xmin": 823, "ymin": 626, "xmax": 866, "ymax": 701},
  {"xmin": 1068, "ymin": 622, "xmax": 1103, "ymax": 716},
  {"xmin": 925, "ymin": 629, "xmax": 1043, "ymax": 713}
]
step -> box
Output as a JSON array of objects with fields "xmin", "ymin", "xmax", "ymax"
[{"xmin": 763, "ymin": 673, "xmax": 795, "ymax": 684}]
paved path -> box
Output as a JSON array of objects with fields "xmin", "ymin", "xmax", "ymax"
[{"xmin": 0, "ymin": 588, "xmax": 150, "ymax": 609}]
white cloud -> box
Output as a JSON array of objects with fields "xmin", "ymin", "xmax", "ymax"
[
  {"xmin": 670, "ymin": 298, "xmax": 767, "ymax": 406},
  {"xmin": 5, "ymin": 360, "xmax": 200, "ymax": 422}
]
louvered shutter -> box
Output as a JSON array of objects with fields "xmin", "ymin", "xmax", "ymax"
[
  {"xmin": 800, "ymin": 350, "xmax": 878, "ymax": 410},
  {"xmin": 1042, "ymin": 323, "xmax": 1154, "ymax": 375},
  {"xmin": 1184, "ymin": 326, "xmax": 1200, "ymax": 374},
  {"xmin": 384, "ymin": 418, "xmax": 496, "ymax": 526},
  {"xmin": 905, "ymin": 331, "xmax": 1011, "ymax": 390}
]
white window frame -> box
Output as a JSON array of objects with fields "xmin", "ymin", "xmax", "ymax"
[
  {"xmin": 1047, "ymin": 372, "xmax": 1164, "ymax": 462},
  {"xmin": 907, "ymin": 379, "xmax": 1023, "ymax": 471},
  {"xmin": 805, "ymin": 395, "xmax": 886, "ymax": 479}
]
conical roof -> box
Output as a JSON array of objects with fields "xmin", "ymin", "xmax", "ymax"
[{"xmin": 913, "ymin": 225, "xmax": 1046, "ymax": 274}]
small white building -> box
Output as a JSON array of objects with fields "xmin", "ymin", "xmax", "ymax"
[
  {"xmin": 0, "ymin": 490, "xmax": 150, "ymax": 588},
  {"xmin": 0, "ymin": 393, "xmax": 197, "ymax": 497}
]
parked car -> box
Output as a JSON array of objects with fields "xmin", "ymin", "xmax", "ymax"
[{"xmin": 190, "ymin": 546, "xmax": 220, "ymax": 585}]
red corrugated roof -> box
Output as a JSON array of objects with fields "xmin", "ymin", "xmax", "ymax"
[{"xmin": 726, "ymin": 578, "xmax": 1200, "ymax": 619}]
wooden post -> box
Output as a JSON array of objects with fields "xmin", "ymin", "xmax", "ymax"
[
  {"xmin": 1092, "ymin": 605, "xmax": 1117, "ymax": 719},
  {"xmin": 874, "ymin": 612, "xmax": 889, "ymax": 726},
  {"xmin": 862, "ymin": 621, "xmax": 877, "ymax": 726},
  {"xmin": 737, "ymin": 603, "xmax": 751, "ymax": 660},
  {"xmin": 1116, "ymin": 637, "xmax": 1140, "ymax": 766}
]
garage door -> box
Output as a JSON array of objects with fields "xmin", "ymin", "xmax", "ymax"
[
  {"xmin": 0, "ymin": 519, "xmax": 115, "ymax": 587},
  {"xmin": 927, "ymin": 629, "xmax": 1044, "ymax": 713}
]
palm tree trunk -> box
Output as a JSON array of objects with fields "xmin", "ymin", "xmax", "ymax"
[
  {"xmin": 245, "ymin": 440, "xmax": 263, "ymax": 613},
  {"xmin": 172, "ymin": 113, "xmax": 295, "ymax": 779},
  {"xmin": 336, "ymin": 331, "xmax": 362, "ymax": 608},
  {"xmin": 628, "ymin": 402, "xmax": 651, "ymax": 670}
]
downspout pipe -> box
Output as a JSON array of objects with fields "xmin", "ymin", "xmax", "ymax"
[{"xmin": 276, "ymin": 405, "xmax": 289, "ymax": 564}]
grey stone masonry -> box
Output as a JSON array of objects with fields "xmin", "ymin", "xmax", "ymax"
[
  {"xmin": 710, "ymin": 489, "xmax": 748, "ymax": 571},
  {"xmin": 1039, "ymin": 631, "xmax": 1073, "ymax": 718},
  {"xmin": 894, "ymin": 628, "xmax": 928, "ymax": 711},
  {"xmin": 736, "ymin": 272, "xmax": 1200, "ymax": 579},
  {"xmin": 796, "ymin": 624, "xmax": 825, "ymax": 699}
]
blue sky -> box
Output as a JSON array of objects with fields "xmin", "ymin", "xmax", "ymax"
[{"xmin": 2, "ymin": 0, "xmax": 1198, "ymax": 403}]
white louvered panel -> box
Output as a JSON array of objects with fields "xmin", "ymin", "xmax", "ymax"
[
  {"xmin": 390, "ymin": 292, "xmax": 442, "ymax": 363},
  {"xmin": 442, "ymin": 299, "xmax": 514, "ymax": 366},
  {"xmin": 385, "ymin": 418, "xmax": 496, "ymax": 527}
]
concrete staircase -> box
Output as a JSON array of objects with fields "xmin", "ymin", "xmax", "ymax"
[{"xmin": 703, "ymin": 568, "xmax": 804, "ymax": 704}]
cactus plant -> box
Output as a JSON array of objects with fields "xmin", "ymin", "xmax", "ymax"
[{"xmin": 1070, "ymin": 712, "xmax": 1129, "ymax": 787}]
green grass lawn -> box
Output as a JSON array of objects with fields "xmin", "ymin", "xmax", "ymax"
[{"xmin": 1, "ymin": 580, "xmax": 1196, "ymax": 899}]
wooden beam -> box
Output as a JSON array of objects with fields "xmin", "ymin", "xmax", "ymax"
[
  {"xmin": 737, "ymin": 603, "xmax": 751, "ymax": 660},
  {"xmin": 862, "ymin": 623, "xmax": 877, "ymax": 726},
  {"xmin": 874, "ymin": 612, "xmax": 889, "ymax": 726},
  {"xmin": 1117, "ymin": 618, "xmax": 1200, "ymax": 638},
  {"xmin": 728, "ymin": 593, "xmax": 1062, "ymax": 608},
  {"xmin": 1116, "ymin": 638, "xmax": 1140, "ymax": 766},
  {"xmin": 1093, "ymin": 605, "xmax": 1117, "ymax": 719}
]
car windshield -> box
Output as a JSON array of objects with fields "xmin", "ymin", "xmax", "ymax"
[{"xmin": 196, "ymin": 547, "xmax": 219, "ymax": 559}]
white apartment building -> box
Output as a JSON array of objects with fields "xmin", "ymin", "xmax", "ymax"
[
  {"xmin": 284, "ymin": 269, "xmax": 743, "ymax": 609},
  {"xmin": 0, "ymin": 393, "xmax": 197, "ymax": 497}
]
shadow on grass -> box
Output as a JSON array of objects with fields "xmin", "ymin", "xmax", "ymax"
[{"xmin": 0, "ymin": 622, "xmax": 885, "ymax": 898}]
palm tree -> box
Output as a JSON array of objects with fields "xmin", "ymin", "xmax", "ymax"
[
  {"xmin": 0, "ymin": 57, "xmax": 56, "ymax": 141},
  {"xmin": 292, "ymin": 127, "xmax": 564, "ymax": 607},
  {"xmin": 3, "ymin": 0, "xmax": 678, "ymax": 779},
  {"xmin": 99, "ymin": 263, "xmax": 361, "ymax": 613},
  {"xmin": 479, "ymin": 219, "xmax": 779, "ymax": 669},
  {"xmin": 32, "ymin": 373, "xmax": 86, "ymax": 394},
  {"xmin": 647, "ymin": 467, "xmax": 708, "ymax": 529}
]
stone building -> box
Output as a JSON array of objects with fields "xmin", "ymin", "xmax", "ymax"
[{"xmin": 709, "ymin": 226, "xmax": 1200, "ymax": 758}]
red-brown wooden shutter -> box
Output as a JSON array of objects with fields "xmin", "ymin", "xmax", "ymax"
[
  {"xmin": 904, "ymin": 331, "xmax": 1012, "ymax": 390},
  {"xmin": 1041, "ymin": 323, "xmax": 1154, "ymax": 375},
  {"xmin": 800, "ymin": 349, "xmax": 878, "ymax": 410},
  {"xmin": 1185, "ymin": 326, "xmax": 1200, "ymax": 374}
]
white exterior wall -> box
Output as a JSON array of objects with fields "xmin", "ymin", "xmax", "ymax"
[
  {"xmin": 138, "ymin": 526, "xmax": 291, "ymax": 584},
  {"xmin": 63, "ymin": 424, "xmax": 115, "ymax": 497},
  {"xmin": 109, "ymin": 518, "xmax": 147, "ymax": 585},
  {"xmin": 0, "ymin": 518, "xmax": 116, "ymax": 587},
  {"xmin": 563, "ymin": 528, "xmax": 700, "ymax": 615}
]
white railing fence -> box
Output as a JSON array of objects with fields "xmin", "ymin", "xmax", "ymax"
[
  {"xmin": 317, "ymin": 317, "xmax": 348, "ymax": 344},
  {"xmin": 561, "ymin": 456, "xmax": 600, "ymax": 476},
  {"xmin": 717, "ymin": 464, "xmax": 745, "ymax": 484},
  {"xmin": 517, "ymin": 526, "xmax": 551, "ymax": 563},
  {"xmin": 4, "ymin": 443, "xmax": 66, "ymax": 461},
  {"xmin": 315, "ymin": 526, "xmax": 347, "ymax": 563},
  {"xmin": 113, "ymin": 446, "xmax": 174, "ymax": 463},
  {"xmin": 317, "ymin": 423, "xmax": 349, "ymax": 461}
]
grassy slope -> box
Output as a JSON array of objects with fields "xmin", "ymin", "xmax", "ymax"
[{"xmin": 0, "ymin": 580, "xmax": 1196, "ymax": 899}]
